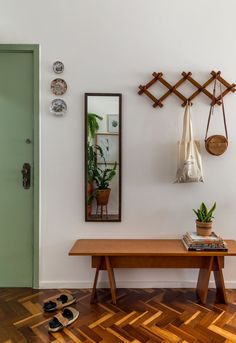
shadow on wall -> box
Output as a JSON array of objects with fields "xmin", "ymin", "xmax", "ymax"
[{"xmin": 155, "ymin": 142, "xmax": 177, "ymax": 183}]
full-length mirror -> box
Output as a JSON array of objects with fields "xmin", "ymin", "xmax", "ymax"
[{"xmin": 85, "ymin": 93, "xmax": 122, "ymax": 222}]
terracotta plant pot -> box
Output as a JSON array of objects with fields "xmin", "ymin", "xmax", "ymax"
[
  {"xmin": 196, "ymin": 220, "xmax": 212, "ymax": 236},
  {"xmin": 96, "ymin": 188, "xmax": 111, "ymax": 206}
]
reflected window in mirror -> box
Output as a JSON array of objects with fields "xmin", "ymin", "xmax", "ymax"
[{"xmin": 85, "ymin": 93, "xmax": 122, "ymax": 222}]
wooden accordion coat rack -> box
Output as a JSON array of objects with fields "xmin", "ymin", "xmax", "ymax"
[{"xmin": 138, "ymin": 71, "xmax": 235, "ymax": 108}]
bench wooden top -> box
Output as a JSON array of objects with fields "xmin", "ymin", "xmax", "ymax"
[{"xmin": 69, "ymin": 239, "xmax": 236, "ymax": 257}]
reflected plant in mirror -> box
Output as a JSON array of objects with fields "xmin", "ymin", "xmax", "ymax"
[{"xmin": 85, "ymin": 93, "xmax": 122, "ymax": 222}]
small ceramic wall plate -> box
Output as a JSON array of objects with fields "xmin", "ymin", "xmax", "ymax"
[
  {"xmin": 49, "ymin": 99, "xmax": 67, "ymax": 116},
  {"xmin": 51, "ymin": 78, "xmax": 67, "ymax": 96},
  {"xmin": 53, "ymin": 61, "xmax": 64, "ymax": 74}
]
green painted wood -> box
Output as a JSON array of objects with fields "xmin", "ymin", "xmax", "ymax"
[
  {"xmin": 0, "ymin": 45, "xmax": 39, "ymax": 287},
  {"xmin": 32, "ymin": 45, "xmax": 39, "ymax": 289}
]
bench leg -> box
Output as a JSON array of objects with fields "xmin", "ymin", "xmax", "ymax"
[
  {"xmin": 105, "ymin": 256, "xmax": 117, "ymax": 304},
  {"xmin": 196, "ymin": 257, "xmax": 213, "ymax": 304},
  {"xmin": 213, "ymin": 256, "xmax": 227, "ymax": 304},
  {"xmin": 90, "ymin": 256, "xmax": 103, "ymax": 304}
]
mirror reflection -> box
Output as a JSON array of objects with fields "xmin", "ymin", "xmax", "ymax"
[{"xmin": 85, "ymin": 93, "xmax": 121, "ymax": 221}]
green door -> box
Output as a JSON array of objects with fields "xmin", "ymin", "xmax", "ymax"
[{"xmin": 0, "ymin": 45, "xmax": 39, "ymax": 287}]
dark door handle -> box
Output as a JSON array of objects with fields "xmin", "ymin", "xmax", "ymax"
[{"xmin": 21, "ymin": 163, "xmax": 31, "ymax": 189}]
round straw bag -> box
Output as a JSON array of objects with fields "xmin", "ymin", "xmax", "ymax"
[
  {"xmin": 205, "ymin": 79, "xmax": 228, "ymax": 156},
  {"xmin": 205, "ymin": 135, "xmax": 228, "ymax": 156}
]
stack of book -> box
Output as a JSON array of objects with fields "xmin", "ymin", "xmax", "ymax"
[{"xmin": 182, "ymin": 232, "xmax": 228, "ymax": 251}]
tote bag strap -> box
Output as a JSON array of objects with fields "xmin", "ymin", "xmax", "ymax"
[
  {"xmin": 181, "ymin": 101, "xmax": 193, "ymax": 143},
  {"xmin": 205, "ymin": 79, "xmax": 228, "ymax": 140}
]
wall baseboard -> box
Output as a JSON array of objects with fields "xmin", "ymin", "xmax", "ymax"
[{"xmin": 39, "ymin": 280, "xmax": 236, "ymax": 289}]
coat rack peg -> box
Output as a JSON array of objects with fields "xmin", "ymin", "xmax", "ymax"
[
  {"xmin": 182, "ymin": 99, "xmax": 193, "ymax": 107},
  {"xmin": 153, "ymin": 99, "xmax": 163, "ymax": 108},
  {"xmin": 212, "ymin": 70, "xmax": 221, "ymax": 78},
  {"xmin": 138, "ymin": 85, "xmax": 145, "ymax": 95},
  {"xmin": 137, "ymin": 71, "xmax": 235, "ymax": 109},
  {"xmin": 152, "ymin": 72, "xmax": 163, "ymax": 80},
  {"xmin": 211, "ymin": 70, "xmax": 221, "ymax": 79},
  {"xmin": 182, "ymin": 71, "xmax": 192, "ymax": 79}
]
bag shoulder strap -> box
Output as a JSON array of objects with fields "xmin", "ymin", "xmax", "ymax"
[
  {"xmin": 205, "ymin": 78, "xmax": 228, "ymax": 141},
  {"xmin": 220, "ymin": 82, "xmax": 228, "ymax": 140}
]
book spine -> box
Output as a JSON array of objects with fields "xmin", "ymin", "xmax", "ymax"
[
  {"xmin": 186, "ymin": 232, "xmax": 223, "ymax": 243},
  {"xmin": 182, "ymin": 238, "xmax": 190, "ymax": 251},
  {"xmin": 189, "ymin": 248, "xmax": 228, "ymax": 251},
  {"xmin": 182, "ymin": 236, "xmax": 228, "ymax": 251},
  {"xmin": 183, "ymin": 235, "xmax": 224, "ymax": 246}
]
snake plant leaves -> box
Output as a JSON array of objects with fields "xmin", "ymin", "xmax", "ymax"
[{"xmin": 193, "ymin": 202, "xmax": 216, "ymax": 223}]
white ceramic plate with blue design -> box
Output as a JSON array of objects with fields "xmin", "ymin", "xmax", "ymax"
[
  {"xmin": 53, "ymin": 61, "xmax": 64, "ymax": 74},
  {"xmin": 50, "ymin": 99, "xmax": 67, "ymax": 116}
]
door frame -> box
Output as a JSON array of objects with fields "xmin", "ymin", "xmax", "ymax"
[{"xmin": 0, "ymin": 44, "xmax": 39, "ymax": 288}]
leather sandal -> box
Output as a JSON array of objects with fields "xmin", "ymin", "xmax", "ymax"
[
  {"xmin": 48, "ymin": 307, "xmax": 79, "ymax": 332},
  {"xmin": 43, "ymin": 293, "xmax": 76, "ymax": 312}
]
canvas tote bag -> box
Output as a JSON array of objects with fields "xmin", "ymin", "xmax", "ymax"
[{"xmin": 175, "ymin": 103, "xmax": 204, "ymax": 183}]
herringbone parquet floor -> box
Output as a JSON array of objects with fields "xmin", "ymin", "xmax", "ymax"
[{"xmin": 1, "ymin": 288, "xmax": 236, "ymax": 343}]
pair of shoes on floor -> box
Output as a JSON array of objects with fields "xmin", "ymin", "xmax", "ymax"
[{"xmin": 43, "ymin": 293, "xmax": 79, "ymax": 332}]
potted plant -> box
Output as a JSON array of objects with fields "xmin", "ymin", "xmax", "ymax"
[
  {"xmin": 193, "ymin": 202, "xmax": 216, "ymax": 236},
  {"xmin": 94, "ymin": 162, "xmax": 117, "ymax": 206},
  {"xmin": 93, "ymin": 146, "xmax": 117, "ymax": 208},
  {"xmin": 87, "ymin": 145, "xmax": 97, "ymax": 216},
  {"xmin": 88, "ymin": 113, "xmax": 103, "ymax": 140},
  {"xmin": 87, "ymin": 144, "xmax": 104, "ymax": 215},
  {"xmin": 87, "ymin": 113, "xmax": 103, "ymax": 215}
]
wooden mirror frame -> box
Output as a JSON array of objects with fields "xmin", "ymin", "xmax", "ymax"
[{"xmin": 85, "ymin": 93, "xmax": 122, "ymax": 222}]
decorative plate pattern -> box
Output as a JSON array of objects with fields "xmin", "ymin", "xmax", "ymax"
[
  {"xmin": 51, "ymin": 78, "xmax": 67, "ymax": 96},
  {"xmin": 49, "ymin": 99, "xmax": 67, "ymax": 116},
  {"xmin": 53, "ymin": 61, "xmax": 64, "ymax": 74}
]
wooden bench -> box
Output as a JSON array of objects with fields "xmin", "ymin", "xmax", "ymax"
[{"xmin": 69, "ymin": 239, "xmax": 236, "ymax": 304}]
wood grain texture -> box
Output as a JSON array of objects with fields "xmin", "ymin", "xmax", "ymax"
[
  {"xmin": 1, "ymin": 288, "xmax": 236, "ymax": 342},
  {"xmin": 196, "ymin": 257, "xmax": 214, "ymax": 304},
  {"xmin": 69, "ymin": 239, "xmax": 236, "ymax": 257},
  {"xmin": 105, "ymin": 256, "xmax": 117, "ymax": 305},
  {"xmin": 70, "ymin": 239, "xmax": 233, "ymax": 304},
  {"xmin": 214, "ymin": 256, "xmax": 228, "ymax": 304},
  {"xmin": 138, "ymin": 71, "xmax": 236, "ymax": 108},
  {"xmin": 92, "ymin": 255, "xmax": 225, "ymax": 269},
  {"xmin": 91, "ymin": 257, "xmax": 103, "ymax": 304}
]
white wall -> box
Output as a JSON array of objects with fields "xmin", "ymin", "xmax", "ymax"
[{"xmin": 1, "ymin": 0, "xmax": 236, "ymax": 288}]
